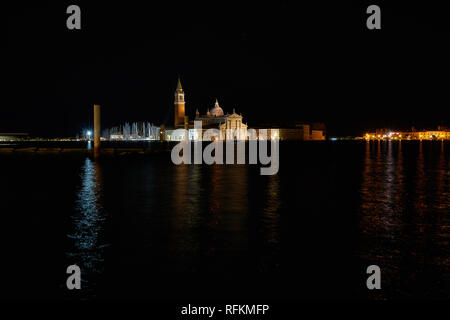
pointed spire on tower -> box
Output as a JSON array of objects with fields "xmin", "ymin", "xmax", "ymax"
[
  {"xmin": 176, "ymin": 77, "xmax": 182, "ymax": 90},
  {"xmin": 215, "ymin": 98, "xmax": 219, "ymax": 107}
]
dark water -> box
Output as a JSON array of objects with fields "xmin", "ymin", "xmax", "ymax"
[{"xmin": 0, "ymin": 141, "xmax": 448, "ymax": 300}]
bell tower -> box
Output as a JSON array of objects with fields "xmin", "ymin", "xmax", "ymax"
[{"xmin": 174, "ymin": 77, "xmax": 185, "ymax": 127}]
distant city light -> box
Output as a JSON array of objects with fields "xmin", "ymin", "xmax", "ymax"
[
  {"xmin": 86, "ymin": 131, "xmax": 92, "ymax": 137},
  {"xmin": 364, "ymin": 129, "xmax": 450, "ymax": 141}
]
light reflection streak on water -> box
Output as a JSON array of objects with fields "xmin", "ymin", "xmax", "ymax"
[
  {"xmin": 170, "ymin": 164, "xmax": 203, "ymax": 269},
  {"xmin": 358, "ymin": 140, "xmax": 404, "ymax": 298},
  {"xmin": 258, "ymin": 174, "xmax": 281, "ymax": 271},
  {"xmin": 263, "ymin": 175, "xmax": 280, "ymax": 245},
  {"xmin": 67, "ymin": 158, "xmax": 107, "ymax": 295},
  {"xmin": 360, "ymin": 141, "xmax": 403, "ymax": 235}
]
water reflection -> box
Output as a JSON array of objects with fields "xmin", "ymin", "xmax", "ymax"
[
  {"xmin": 415, "ymin": 140, "xmax": 450, "ymax": 297},
  {"xmin": 66, "ymin": 158, "xmax": 108, "ymax": 296},
  {"xmin": 169, "ymin": 164, "xmax": 203, "ymax": 270},
  {"xmin": 258, "ymin": 174, "xmax": 281, "ymax": 271},
  {"xmin": 168, "ymin": 162, "xmax": 251, "ymax": 272},
  {"xmin": 360, "ymin": 141, "xmax": 404, "ymax": 233},
  {"xmin": 263, "ymin": 175, "xmax": 280, "ymax": 245},
  {"xmin": 359, "ymin": 140, "xmax": 404, "ymax": 298},
  {"xmin": 166, "ymin": 158, "xmax": 283, "ymax": 273},
  {"xmin": 413, "ymin": 141, "xmax": 426, "ymax": 219},
  {"xmin": 204, "ymin": 164, "xmax": 249, "ymax": 271},
  {"xmin": 358, "ymin": 141, "xmax": 450, "ymax": 298}
]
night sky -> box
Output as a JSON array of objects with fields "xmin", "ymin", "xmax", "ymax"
[{"xmin": 5, "ymin": 1, "xmax": 450, "ymax": 137}]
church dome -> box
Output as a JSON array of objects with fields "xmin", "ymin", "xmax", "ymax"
[{"xmin": 210, "ymin": 99, "xmax": 224, "ymax": 117}]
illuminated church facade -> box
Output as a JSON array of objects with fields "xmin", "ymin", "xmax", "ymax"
[
  {"xmin": 169, "ymin": 78, "xmax": 248, "ymax": 141},
  {"xmin": 194, "ymin": 99, "xmax": 248, "ymax": 140}
]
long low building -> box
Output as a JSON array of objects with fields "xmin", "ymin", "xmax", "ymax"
[
  {"xmin": 0, "ymin": 133, "xmax": 29, "ymax": 141},
  {"xmin": 250, "ymin": 123, "xmax": 326, "ymax": 141}
]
